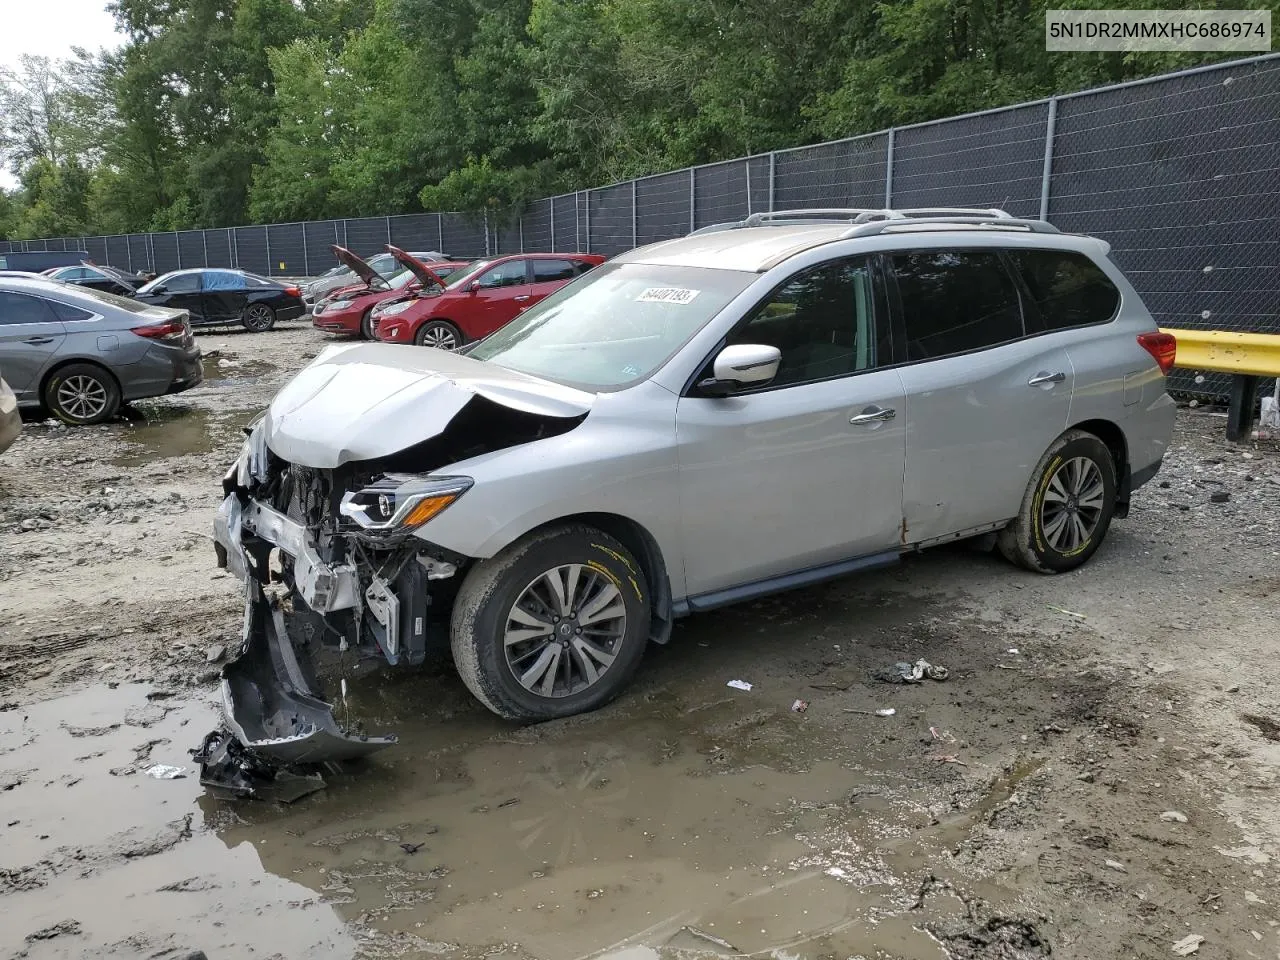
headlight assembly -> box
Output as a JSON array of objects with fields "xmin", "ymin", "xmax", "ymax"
[
  {"xmin": 340, "ymin": 475, "xmax": 473, "ymax": 535},
  {"xmin": 377, "ymin": 300, "xmax": 415, "ymax": 317}
]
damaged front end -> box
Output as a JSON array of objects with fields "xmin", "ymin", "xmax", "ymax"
[{"xmin": 202, "ymin": 345, "xmax": 592, "ymax": 796}]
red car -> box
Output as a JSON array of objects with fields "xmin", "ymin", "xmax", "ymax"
[
  {"xmin": 373, "ymin": 252, "xmax": 605, "ymax": 349},
  {"xmin": 311, "ymin": 245, "xmax": 469, "ymax": 339}
]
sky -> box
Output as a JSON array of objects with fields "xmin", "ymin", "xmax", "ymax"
[
  {"xmin": 0, "ymin": 0, "xmax": 122, "ymax": 70},
  {"xmin": 0, "ymin": 0, "xmax": 123, "ymax": 189}
]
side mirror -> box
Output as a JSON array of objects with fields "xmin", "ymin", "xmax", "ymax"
[
  {"xmin": 468, "ymin": 280, "xmax": 481, "ymax": 294},
  {"xmin": 698, "ymin": 344, "xmax": 781, "ymax": 396}
]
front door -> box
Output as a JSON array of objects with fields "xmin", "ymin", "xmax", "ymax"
[
  {"xmin": 889, "ymin": 249, "xmax": 1074, "ymax": 541},
  {"xmin": 467, "ymin": 259, "xmax": 531, "ymax": 337},
  {"xmin": 0, "ymin": 291, "xmax": 67, "ymax": 402},
  {"xmin": 141, "ymin": 272, "xmax": 205, "ymax": 321},
  {"xmin": 674, "ymin": 256, "xmax": 906, "ymax": 596}
]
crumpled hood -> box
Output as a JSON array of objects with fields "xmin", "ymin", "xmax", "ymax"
[{"xmin": 265, "ymin": 343, "xmax": 595, "ymax": 468}]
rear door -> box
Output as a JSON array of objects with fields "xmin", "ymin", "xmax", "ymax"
[
  {"xmin": 466, "ymin": 259, "xmax": 532, "ymax": 337},
  {"xmin": 527, "ymin": 259, "xmax": 580, "ymax": 312},
  {"xmin": 201, "ymin": 271, "xmax": 248, "ymax": 321},
  {"xmin": 889, "ymin": 248, "xmax": 1074, "ymax": 543},
  {"xmin": 0, "ymin": 291, "xmax": 67, "ymax": 402}
]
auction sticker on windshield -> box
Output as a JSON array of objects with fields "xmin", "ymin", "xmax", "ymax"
[{"xmin": 636, "ymin": 287, "xmax": 700, "ymax": 304}]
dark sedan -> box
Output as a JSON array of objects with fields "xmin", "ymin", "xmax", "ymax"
[
  {"xmin": 47, "ymin": 263, "xmax": 145, "ymax": 296},
  {"xmin": 133, "ymin": 269, "xmax": 306, "ymax": 332}
]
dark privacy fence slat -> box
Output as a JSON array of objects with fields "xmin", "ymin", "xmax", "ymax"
[{"xmin": 3, "ymin": 55, "xmax": 1276, "ymax": 400}]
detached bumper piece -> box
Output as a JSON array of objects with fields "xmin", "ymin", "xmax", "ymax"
[{"xmin": 193, "ymin": 587, "xmax": 396, "ymax": 800}]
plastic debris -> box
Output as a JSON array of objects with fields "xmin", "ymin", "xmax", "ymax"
[
  {"xmin": 1160, "ymin": 810, "xmax": 1189, "ymax": 823},
  {"xmin": 873, "ymin": 659, "xmax": 949, "ymax": 684},
  {"xmin": 726, "ymin": 680, "xmax": 753, "ymax": 692},
  {"xmin": 844, "ymin": 707, "xmax": 896, "ymax": 717},
  {"xmin": 791, "ymin": 699, "xmax": 808, "ymax": 713},
  {"xmin": 876, "ymin": 708, "xmax": 896, "ymax": 717},
  {"xmin": 1171, "ymin": 934, "xmax": 1204, "ymax": 956},
  {"xmin": 144, "ymin": 764, "xmax": 187, "ymax": 780},
  {"xmin": 1047, "ymin": 604, "xmax": 1087, "ymax": 620},
  {"xmin": 1105, "ymin": 859, "xmax": 1127, "ymax": 873},
  {"xmin": 931, "ymin": 754, "xmax": 967, "ymax": 766},
  {"xmin": 1007, "ymin": 648, "xmax": 1020, "ymax": 654}
]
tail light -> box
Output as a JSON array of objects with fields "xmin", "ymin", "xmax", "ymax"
[
  {"xmin": 132, "ymin": 318, "xmax": 188, "ymax": 342},
  {"xmin": 284, "ymin": 286, "xmax": 301, "ymax": 297},
  {"xmin": 1137, "ymin": 332, "xmax": 1176, "ymax": 374}
]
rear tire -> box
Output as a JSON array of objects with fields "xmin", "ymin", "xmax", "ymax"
[
  {"xmin": 241, "ymin": 303, "xmax": 276, "ymax": 333},
  {"xmin": 451, "ymin": 525, "xmax": 650, "ymax": 721},
  {"xmin": 415, "ymin": 319, "xmax": 463, "ymax": 350},
  {"xmin": 998, "ymin": 429, "xmax": 1117, "ymax": 574},
  {"xmin": 44, "ymin": 363, "xmax": 121, "ymax": 425}
]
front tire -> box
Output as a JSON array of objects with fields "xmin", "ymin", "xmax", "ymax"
[
  {"xmin": 241, "ymin": 303, "xmax": 276, "ymax": 332},
  {"xmin": 360, "ymin": 307, "xmax": 377, "ymax": 340},
  {"xmin": 451, "ymin": 525, "xmax": 650, "ymax": 721},
  {"xmin": 44, "ymin": 363, "xmax": 121, "ymax": 425},
  {"xmin": 415, "ymin": 319, "xmax": 463, "ymax": 350},
  {"xmin": 998, "ymin": 429, "xmax": 1117, "ymax": 573}
]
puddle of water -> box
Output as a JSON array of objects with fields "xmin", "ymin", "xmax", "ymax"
[
  {"xmin": 200, "ymin": 355, "xmax": 274, "ymax": 388},
  {"xmin": 108, "ymin": 405, "xmax": 259, "ymax": 467},
  {"xmin": 0, "ymin": 685, "xmax": 355, "ymax": 958}
]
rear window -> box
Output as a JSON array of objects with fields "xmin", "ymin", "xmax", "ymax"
[
  {"xmin": 532, "ymin": 259, "xmax": 578, "ymax": 283},
  {"xmin": 1009, "ymin": 250, "xmax": 1121, "ymax": 331},
  {"xmin": 59, "ymin": 285, "xmax": 156, "ymax": 313}
]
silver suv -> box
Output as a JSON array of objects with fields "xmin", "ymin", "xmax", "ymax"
[{"xmin": 213, "ymin": 208, "xmax": 1175, "ymax": 762}]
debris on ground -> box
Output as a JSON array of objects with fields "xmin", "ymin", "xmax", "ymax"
[
  {"xmin": 25, "ymin": 920, "xmax": 82, "ymax": 942},
  {"xmin": 400, "ymin": 842, "xmax": 424, "ymax": 854},
  {"xmin": 1104, "ymin": 859, "xmax": 1127, "ymax": 873},
  {"xmin": 1161, "ymin": 810, "xmax": 1189, "ymax": 823},
  {"xmin": 1046, "ymin": 605, "xmax": 1087, "ymax": 620},
  {"xmin": 672, "ymin": 926, "xmax": 739, "ymax": 953},
  {"xmin": 932, "ymin": 755, "xmax": 967, "ymax": 766},
  {"xmin": 844, "ymin": 707, "xmax": 896, "ymax": 717},
  {"xmin": 205, "ymin": 644, "xmax": 226, "ymax": 664},
  {"xmin": 791, "ymin": 699, "xmax": 808, "ymax": 713},
  {"xmin": 1210, "ymin": 491, "xmax": 1231, "ymax": 503},
  {"xmin": 144, "ymin": 764, "xmax": 187, "ymax": 780},
  {"xmin": 1242, "ymin": 714, "xmax": 1280, "ymax": 742},
  {"xmin": 1172, "ymin": 933, "xmax": 1205, "ymax": 955},
  {"xmin": 873, "ymin": 659, "xmax": 949, "ymax": 684},
  {"xmin": 726, "ymin": 680, "xmax": 753, "ymax": 691},
  {"xmin": 190, "ymin": 729, "xmax": 325, "ymax": 803}
]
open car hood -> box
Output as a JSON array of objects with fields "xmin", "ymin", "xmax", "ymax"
[
  {"xmin": 264, "ymin": 343, "xmax": 595, "ymax": 468},
  {"xmin": 387, "ymin": 244, "xmax": 447, "ymax": 290},
  {"xmin": 330, "ymin": 244, "xmax": 382, "ymax": 289}
]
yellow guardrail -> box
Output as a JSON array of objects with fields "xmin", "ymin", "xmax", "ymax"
[{"xmin": 1161, "ymin": 328, "xmax": 1280, "ymax": 377}]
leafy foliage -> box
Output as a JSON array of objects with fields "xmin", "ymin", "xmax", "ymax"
[{"xmin": 0, "ymin": 0, "xmax": 1273, "ymax": 239}]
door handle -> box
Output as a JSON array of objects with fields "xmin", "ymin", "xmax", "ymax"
[
  {"xmin": 513, "ymin": 295, "xmax": 531, "ymax": 302},
  {"xmin": 23, "ymin": 336, "xmax": 54, "ymax": 344},
  {"xmin": 1028, "ymin": 371, "xmax": 1066, "ymax": 386},
  {"xmin": 850, "ymin": 406, "xmax": 896, "ymax": 425}
]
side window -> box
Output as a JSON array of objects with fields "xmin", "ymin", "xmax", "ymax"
[
  {"xmin": 477, "ymin": 260, "xmax": 528, "ymax": 289},
  {"xmin": 50, "ymin": 301, "xmax": 94, "ymax": 322},
  {"xmin": 532, "ymin": 259, "xmax": 577, "ymax": 283},
  {"xmin": 163, "ymin": 273, "xmax": 201, "ymax": 294},
  {"xmin": 892, "ymin": 251, "xmax": 1024, "ymax": 360},
  {"xmin": 0, "ymin": 292, "xmax": 58, "ymax": 325},
  {"xmin": 573, "ymin": 260, "xmax": 597, "ymax": 276},
  {"xmin": 1009, "ymin": 250, "xmax": 1121, "ymax": 331},
  {"xmin": 204, "ymin": 271, "xmax": 247, "ymax": 291},
  {"xmin": 723, "ymin": 258, "xmax": 878, "ymax": 387}
]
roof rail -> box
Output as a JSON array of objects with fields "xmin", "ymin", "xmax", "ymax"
[
  {"xmin": 841, "ymin": 214, "xmax": 1059, "ymax": 238},
  {"xmin": 741, "ymin": 208, "xmax": 896, "ymax": 226}
]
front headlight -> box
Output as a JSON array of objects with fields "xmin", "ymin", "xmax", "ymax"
[
  {"xmin": 377, "ymin": 299, "xmax": 415, "ymax": 317},
  {"xmin": 326, "ymin": 299, "xmax": 354, "ymax": 311},
  {"xmin": 340, "ymin": 475, "xmax": 472, "ymax": 534}
]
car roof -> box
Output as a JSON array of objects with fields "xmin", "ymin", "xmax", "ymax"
[{"xmin": 613, "ymin": 208, "xmax": 1106, "ymax": 273}]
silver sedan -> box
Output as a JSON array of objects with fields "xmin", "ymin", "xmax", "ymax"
[{"xmin": 0, "ymin": 276, "xmax": 203, "ymax": 425}]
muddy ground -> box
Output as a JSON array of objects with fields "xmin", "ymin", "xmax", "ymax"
[{"xmin": 2, "ymin": 322, "xmax": 1279, "ymax": 960}]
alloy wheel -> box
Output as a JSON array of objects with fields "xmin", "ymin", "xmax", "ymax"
[
  {"xmin": 244, "ymin": 305, "xmax": 273, "ymax": 331},
  {"xmin": 1040, "ymin": 456, "xmax": 1105, "ymax": 553},
  {"xmin": 56, "ymin": 375, "xmax": 108, "ymax": 421},
  {"xmin": 503, "ymin": 564, "xmax": 627, "ymax": 698},
  {"xmin": 421, "ymin": 324, "xmax": 459, "ymax": 350}
]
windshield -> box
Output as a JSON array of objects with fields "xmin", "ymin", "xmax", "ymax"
[
  {"xmin": 467, "ymin": 262, "xmax": 756, "ymax": 390},
  {"xmin": 445, "ymin": 260, "xmax": 494, "ymax": 291},
  {"xmin": 389, "ymin": 269, "xmax": 419, "ymax": 289},
  {"xmin": 136, "ymin": 272, "xmax": 177, "ymax": 295}
]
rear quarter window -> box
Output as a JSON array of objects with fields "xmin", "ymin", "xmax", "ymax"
[{"xmin": 1009, "ymin": 250, "xmax": 1121, "ymax": 331}]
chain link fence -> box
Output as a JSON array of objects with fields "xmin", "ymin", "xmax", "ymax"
[{"xmin": 3, "ymin": 54, "xmax": 1276, "ymax": 398}]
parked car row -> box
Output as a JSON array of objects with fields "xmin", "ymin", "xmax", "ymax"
[{"xmin": 311, "ymin": 244, "xmax": 605, "ymax": 349}]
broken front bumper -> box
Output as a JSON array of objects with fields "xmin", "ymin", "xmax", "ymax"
[{"xmin": 209, "ymin": 494, "xmax": 395, "ymax": 774}]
